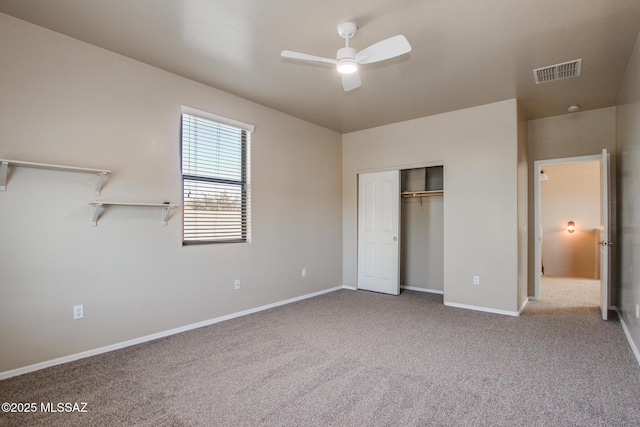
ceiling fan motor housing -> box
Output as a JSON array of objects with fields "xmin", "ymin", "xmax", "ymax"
[{"xmin": 337, "ymin": 47, "xmax": 356, "ymax": 62}]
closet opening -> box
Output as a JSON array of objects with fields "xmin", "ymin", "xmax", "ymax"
[{"xmin": 400, "ymin": 165, "xmax": 444, "ymax": 295}]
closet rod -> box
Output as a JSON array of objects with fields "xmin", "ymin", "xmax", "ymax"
[{"xmin": 401, "ymin": 191, "xmax": 443, "ymax": 198}]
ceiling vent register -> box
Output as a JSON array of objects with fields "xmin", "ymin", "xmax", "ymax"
[{"xmin": 533, "ymin": 59, "xmax": 582, "ymax": 84}]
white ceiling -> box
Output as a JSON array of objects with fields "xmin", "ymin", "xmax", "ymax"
[{"xmin": 1, "ymin": 0, "xmax": 639, "ymax": 133}]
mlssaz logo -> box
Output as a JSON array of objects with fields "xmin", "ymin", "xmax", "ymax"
[{"xmin": 40, "ymin": 402, "xmax": 88, "ymax": 413}]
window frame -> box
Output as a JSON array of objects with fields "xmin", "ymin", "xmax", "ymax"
[{"xmin": 180, "ymin": 107, "xmax": 254, "ymax": 245}]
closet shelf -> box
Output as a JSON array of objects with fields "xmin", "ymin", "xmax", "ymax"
[
  {"xmin": 89, "ymin": 202, "xmax": 179, "ymax": 226},
  {"xmin": 0, "ymin": 159, "xmax": 111, "ymax": 195},
  {"xmin": 401, "ymin": 190, "xmax": 444, "ymax": 198}
]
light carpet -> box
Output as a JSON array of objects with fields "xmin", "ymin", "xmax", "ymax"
[{"xmin": 1, "ymin": 278, "xmax": 639, "ymax": 426}]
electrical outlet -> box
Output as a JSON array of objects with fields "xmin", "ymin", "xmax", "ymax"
[
  {"xmin": 73, "ymin": 305, "xmax": 83, "ymax": 320},
  {"xmin": 473, "ymin": 276, "xmax": 480, "ymax": 285},
  {"xmin": 234, "ymin": 280, "xmax": 240, "ymax": 290},
  {"xmin": 302, "ymin": 268, "xmax": 307, "ymax": 277}
]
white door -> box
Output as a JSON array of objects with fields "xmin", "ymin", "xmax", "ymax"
[
  {"xmin": 599, "ymin": 149, "xmax": 611, "ymax": 320},
  {"xmin": 357, "ymin": 170, "xmax": 400, "ymax": 295}
]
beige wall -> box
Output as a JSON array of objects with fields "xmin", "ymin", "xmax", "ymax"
[
  {"xmin": 528, "ymin": 107, "xmax": 616, "ymax": 297},
  {"xmin": 517, "ymin": 105, "xmax": 529, "ymax": 310},
  {"xmin": 540, "ymin": 162, "xmax": 601, "ymax": 278},
  {"xmin": 0, "ymin": 14, "xmax": 343, "ymax": 374},
  {"xmin": 616, "ymin": 31, "xmax": 640, "ymax": 356},
  {"xmin": 343, "ymin": 99, "xmax": 523, "ymax": 314}
]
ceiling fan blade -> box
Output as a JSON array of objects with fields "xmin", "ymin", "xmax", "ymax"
[
  {"xmin": 355, "ymin": 35, "xmax": 411, "ymax": 65},
  {"xmin": 281, "ymin": 50, "xmax": 337, "ymax": 65},
  {"xmin": 342, "ymin": 72, "xmax": 361, "ymax": 92}
]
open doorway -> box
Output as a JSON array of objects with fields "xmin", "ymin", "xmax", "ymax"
[
  {"xmin": 400, "ymin": 166, "xmax": 444, "ymax": 295},
  {"xmin": 540, "ymin": 161, "xmax": 601, "ymax": 280},
  {"xmin": 533, "ymin": 152, "xmax": 611, "ymax": 318}
]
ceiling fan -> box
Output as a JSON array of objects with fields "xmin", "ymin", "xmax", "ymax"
[{"xmin": 281, "ymin": 22, "xmax": 412, "ymax": 92}]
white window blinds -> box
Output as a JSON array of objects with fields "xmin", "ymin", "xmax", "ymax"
[{"xmin": 181, "ymin": 112, "xmax": 251, "ymax": 244}]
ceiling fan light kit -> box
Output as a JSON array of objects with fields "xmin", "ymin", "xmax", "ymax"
[
  {"xmin": 281, "ymin": 21, "xmax": 411, "ymax": 91},
  {"xmin": 336, "ymin": 47, "xmax": 358, "ymax": 74}
]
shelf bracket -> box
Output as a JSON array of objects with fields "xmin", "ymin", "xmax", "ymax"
[
  {"xmin": 91, "ymin": 203, "xmax": 104, "ymax": 226},
  {"xmin": 0, "ymin": 161, "xmax": 8, "ymax": 191},
  {"xmin": 94, "ymin": 172, "xmax": 108, "ymax": 196},
  {"xmin": 162, "ymin": 205, "xmax": 174, "ymax": 226}
]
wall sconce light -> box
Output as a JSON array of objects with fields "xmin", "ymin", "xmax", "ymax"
[
  {"xmin": 567, "ymin": 221, "xmax": 576, "ymax": 233},
  {"xmin": 540, "ymin": 170, "xmax": 549, "ymax": 181}
]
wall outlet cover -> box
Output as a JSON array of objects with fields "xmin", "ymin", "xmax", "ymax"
[{"xmin": 73, "ymin": 305, "xmax": 83, "ymax": 320}]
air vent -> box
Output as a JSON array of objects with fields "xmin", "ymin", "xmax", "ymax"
[{"xmin": 533, "ymin": 59, "xmax": 582, "ymax": 84}]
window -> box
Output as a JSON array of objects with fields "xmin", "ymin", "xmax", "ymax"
[{"xmin": 181, "ymin": 108, "xmax": 253, "ymax": 244}]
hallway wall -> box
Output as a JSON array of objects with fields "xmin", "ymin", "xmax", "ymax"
[{"xmin": 540, "ymin": 162, "xmax": 601, "ymax": 279}]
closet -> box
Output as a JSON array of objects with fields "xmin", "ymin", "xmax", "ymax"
[{"xmin": 400, "ymin": 166, "xmax": 444, "ymax": 294}]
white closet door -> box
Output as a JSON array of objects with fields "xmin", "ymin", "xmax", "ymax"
[{"xmin": 357, "ymin": 170, "xmax": 400, "ymax": 295}]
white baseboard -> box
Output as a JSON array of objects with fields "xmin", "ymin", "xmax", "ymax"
[
  {"xmin": 518, "ymin": 298, "xmax": 529, "ymax": 314},
  {"xmin": 345, "ymin": 285, "xmax": 444, "ymax": 294},
  {"xmin": 0, "ymin": 286, "xmax": 344, "ymax": 380},
  {"xmin": 444, "ymin": 301, "xmax": 521, "ymax": 317},
  {"xmin": 617, "ymin": 308, "xmax": 640, "ymax": 367},
  {"xmin": 401, "ymin": 286, "xmax": 444, "ymax": 295}
]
